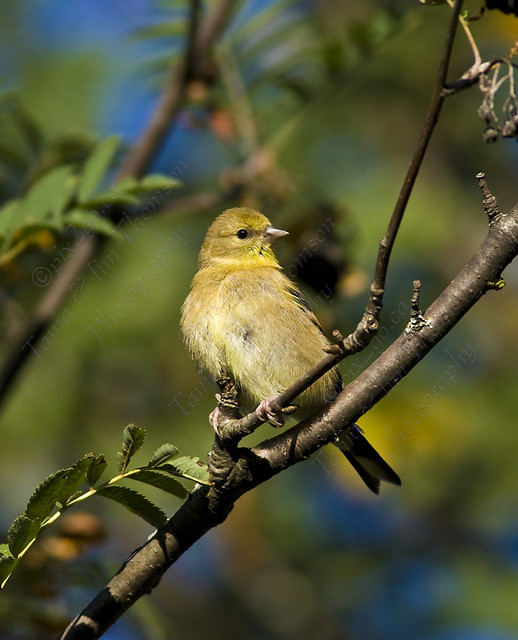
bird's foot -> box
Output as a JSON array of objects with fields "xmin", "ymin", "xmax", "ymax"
[
  {"xmin": 256, "ymin": 397, "xmax": 284, "ymax": 426},
  {"xmin": 209, "ymin": 394, "xmax": 225, "ymax": 436},
  {"xmin": 255, "ymin": 398, "xmax": 297, "ymax": 427},
  {"xmin": 210, "ymin": 392, "xmax": 243, "ymax": 437}
]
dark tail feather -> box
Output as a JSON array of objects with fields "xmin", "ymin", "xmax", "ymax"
[{"xmin": 334, "ymin": 424, "xmax": 401, "ymax": 494}]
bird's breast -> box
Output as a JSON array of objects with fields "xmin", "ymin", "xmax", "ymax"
[{"xmin": 181, "ymin": 266, "xmax": 340, "ymax": 411}]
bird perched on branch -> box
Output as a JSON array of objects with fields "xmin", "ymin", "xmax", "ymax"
[{"xmin": 181, "ymin": 207, "xmax": 400, "ymax": 493}]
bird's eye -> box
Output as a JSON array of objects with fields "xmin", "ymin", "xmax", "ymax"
[{"xmin": 236, "ymin": 228, "xmax": 248, "ymax": 239}]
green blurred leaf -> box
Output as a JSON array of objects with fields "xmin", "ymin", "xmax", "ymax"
[
  {"xmin": 129, "ymin": 174, "xmax": 181, "ymax": 193},
  {"xmin": 160, "ymin": 456, "xmax": 211, "ymax": 485},
  {"xmin": 78, "ymin": 135, "xmax": 120, "ymax": 203},
  {"xmin": 148, "ymin": 443, "xmax": 180, "ymax": 468},
  {"xmin": 96, "ymin": 485, "xmax": 167, "ymax": 528},
  {"xmin": 86, "ymin": 454, "xmax": 108, "ymax": 487},
  {"xmin": 128, "ymin": 469, "xmax": 188, "ymax": 500},
  {"xmin": 117, "ymin": 424, "xmax": 147, "ymax": 474},
  {"xmin": 64, "ymin": 208, "xmax": 119, "ymax": 238},
  {"xmin": 80, "ymin": 190, "xmax": 141, "ymax": 208},
  {"xmin": 110, "ymin": 175, "xmax": 139, "ymax": 192},
  {"xmin": 7, "ymin": 515, "xmax": 40, "ymax": 557},
  {"xmin": 22, "ymin": 165, "xmax": 76, "ymax": 227}
]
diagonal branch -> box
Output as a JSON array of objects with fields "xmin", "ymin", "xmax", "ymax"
[
  {"xmin": 59, "ymin": 192, "xmax": 518, "ymax": 640},
  {"xmin": 355, "ymin": 0, "xmax": 464, "ymax": 347},
  {"xmin": 373, "ymin": 0, "xmax": 463, "ymax": 292},
  {"xmin": 258, "ymin": 198, "xmax": 518, "ymax": 464}
]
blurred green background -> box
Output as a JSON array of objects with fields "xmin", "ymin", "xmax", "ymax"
[{"xmin": 1, "ymin": 1, "xmax": 518, "ymax": 639}]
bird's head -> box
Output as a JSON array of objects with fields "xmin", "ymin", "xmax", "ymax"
[{"xmin": 198, "ymin": 208, "xmax": 288, "ymax": 269}]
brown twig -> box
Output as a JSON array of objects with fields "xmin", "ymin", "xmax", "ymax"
[
  {"xmin": 372, "ymin": 0, "xmax": 463, "ymax": 298},
  {"xmin": 258, "ymin": 200, "xmax": 518, "ymax": 463},
  {"xmin": 477, "ymin": 172, "xmax": 502, "ymax": 221}
]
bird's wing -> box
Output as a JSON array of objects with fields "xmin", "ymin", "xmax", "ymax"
[
  {"xmin": 287, "ymin": 282, "xmax": 325, "ymax": 333},
  {"xmin": 286, "ymin": 280, "xmax": 343, "ymax": 387}
]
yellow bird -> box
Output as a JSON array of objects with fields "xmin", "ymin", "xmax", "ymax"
[{"xmin": 181, "ymin": 207, "xmax": 400, "ymax": 493}]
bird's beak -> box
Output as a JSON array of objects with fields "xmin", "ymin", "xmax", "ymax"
[{"xmin": 263, "ymin": 226, "xmax": 289, "ymax": 244}]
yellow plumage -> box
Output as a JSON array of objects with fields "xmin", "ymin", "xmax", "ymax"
[
  {"xmin": 181, "ymin": 207, "xmax": 401, "ymax": 493},
  {"xmin": 182, "ymin": 208, "xmax": 340, "ymax": 411}
]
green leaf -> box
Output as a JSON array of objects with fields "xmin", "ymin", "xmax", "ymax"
[
  {"xmin": 130, "ymin": 174, "xmax": 181, "ymax": 194},
  {"xmin": 0, "ymin": 554, "xmax": 19, "ymax": 589},
  {"xmin": 55, "ymin": 455, "xmax": 93, "ymax": 507},
  {"xmin": 96, "ymin": 485, "xmax": 166, "ymax": 528},
  {"xmin": 24, "ymin": 457, "xmax": 95, "ymax": 521},
  {"xmin": 64, "ymin": 208, "xmax": 119, "ymax": 238},
  {"xmin": 7, "ymin": 515, "xmax": 40, "ymax": 557},
  {"xmin": 128, "ymin": 469, "xmax": 188, "ymax": 500},
  {"xmin": 24, "ymin": 469, "xmax": 70, "ymax": 521},
  {"xmin": 80, "ymin": 190, "xmax": 141, "ymax": 208},
  {"xmin": 148, "ymin": 443, "xmax": 180, "ymax": 468},
  {"xmin": 22, "ymin": 165, "xmax": 77, "ymax": 227},
  {"xmin": 78, "ymin": 135, "xmax": 120, "ymax": 203},
  {"xmin": 0, "ymin": 544, "xmax": 11, "ymax": 557},
  {"xmin": 110, "ymin": 175, "xmax": 139, "ymax": 192},
  {"xmin": 117, "ymin": 424, "xmax": 147, "ymax": 474},
  {"xmin": 87, "ymin": 454, "xmax": 108, "ymax": 487},
  {"xmin": 159, "ymin": 456, "xmax": 211, "ymax": 485}
]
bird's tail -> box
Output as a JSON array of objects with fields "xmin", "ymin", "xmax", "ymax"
[{"xmin": 334, "ymin": 425, "xmax": 401, "ymax": 494}]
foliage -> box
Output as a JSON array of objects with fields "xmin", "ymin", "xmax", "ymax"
[
  {"xmin": 0, "ymin": 424, "xmax": 210, "ymax": 588},
  {"xmin": 0, "ymin": 131, "xmax": 180, "ymax": 266}
]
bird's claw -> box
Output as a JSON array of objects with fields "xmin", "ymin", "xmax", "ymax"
[
  {"xmin": 255, "ymin": 397, "xmax": 285, "ymax": 427},
  {"xmin": 209, "ymin": 394, "xmax": 224, "ymax": 436}
]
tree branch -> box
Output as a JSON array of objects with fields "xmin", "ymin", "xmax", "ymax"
[
  {"xmin": 366, "ymin": 0, "xmax": 463, "ymax": 314},
  {"xmin": 59, "ymin": 191, "xmax": 518, "ymax": 640},
  {"xmin": 291, "ymin": 0, "xmax": 465, "ymax": 379},
  {"xmin": 258, "ymin": 196, "xmax": 518, "ymax": 464}
]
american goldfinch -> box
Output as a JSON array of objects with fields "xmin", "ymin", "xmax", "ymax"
[{"xmin": 181, "ymin": 207, "xmax": 400, "ymax": 493}]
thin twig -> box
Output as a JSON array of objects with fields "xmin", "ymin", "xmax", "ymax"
[
  {"xmin": 444, "ymin": 0, "xmax": 484, "ymax": 74},
  {"xmin": 258, "ymin": 199, "xmax": 518, "ymax": 462},
  {"xmin": 477, "ymin": 172, "xmax": 501, "ymax": 221},
  {"xmin": 332, "ymin": 0, "xmax": 465, "ymax": 357},
  {"xmin": 374, "ymin": 0, "xmax": 463, "ymax": 294}
]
